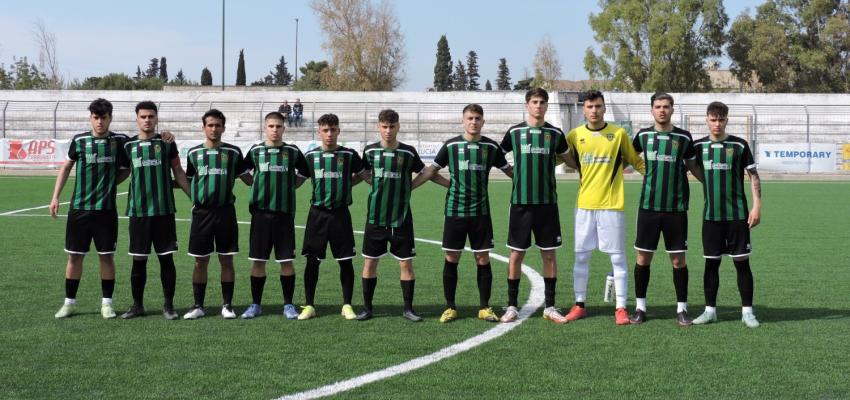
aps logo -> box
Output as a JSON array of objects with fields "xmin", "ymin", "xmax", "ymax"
[{"xmin": 8, "ymin": 139, "xmax": 56, "ymax": 160}]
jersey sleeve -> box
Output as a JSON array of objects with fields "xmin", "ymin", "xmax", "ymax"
[
  {"xmin": 632, "ymin": 133, "xmax": 643, "ymax": 153},
  {"xmin": 234, "ymin": 149, "xmax": 249, "ymax": 175},
  {"xmin": 120, "ymin": 142, "xmax": 132, "ymax": 169},
  {"xmin": 742, "ymin": 140, "xmax": 756, "ymax": 170},
  {"xmin": 67, "ymin": 139, "xmax": 79, "ymax": 161},
  {"xmin": 500, "ymin": 130, "xmax": 513, "ymax": 153},
  {"xmin": 294, "ymin": 149, "xmax": 309, "ymax": 178},
  {"xmin": 243, "ymin": 147, "xmax": 256, "ymax": 171},
  {"xmin": 432, "ymin": 143, "xmax": 449, "ymax": 169},
  {"xmin": 555, "ymin": 130, "xmax": 568, "ymax": 155},
  {"xmin": 185, "ymin": 152, "xmax": 196, "ymax": 178},
  {"xmin": 620, "ymin": 128, "xmax": 645, "ymax": 174},
  {"xmin": 167, "ymin": 142, "xmax": 179, "ymax": 161},
  {"xmin": 494, "ymin": 145, "xmax": 509, "ymax": 169},
  {"xmin": 302, "ymin": 152, "xmax": 315, "ymax": 178},
  {"xmin": 362, "ymin": 148, "xmax": 373, "ymax": 171},
  {"xmin": 351, "ymin": 151, "xmax": 365, "ymax": 174},
  {"xmin": 410, "ymin": 148, "xmax": 425, "ymax": 173}
]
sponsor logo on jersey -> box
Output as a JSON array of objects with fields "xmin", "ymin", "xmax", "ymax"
[
  {"xmin": 85, "ymin": 154, "xmax": 114, "ymax": 164},
  {"xmin": 260, "ymin": 162, "xmax": 287, "ymax": 172},
  {"xmin": 314, "ymin": 168, "xmax": 343, "ymax": 178},
  {"xmin": 458, "ymin": 160, "xmax": 485, "ymax": 171},
  {"xmin": 372, "ymin": 167, "xmax": 401, "ymax": 178},
  {"xmin": 197, "ymin": 165, "xmax": 228, "ymax": 176},
  {"xmin": 519, "ymin": 144, "xmax": 551, "ymax": 154},
  {"xmin": 581, "ymin": 153, "xmax": 612, "ymax": 164},
  {"xmin": 133, "ymin": 157, "xmax": 162, "ymax": 167},
  {"xmin": 646, "ymin": 151, "xmax": 675, "ymax": 162},
  {"xmin": 704, "ymin": 161, "xmax": 730, "ymax": 170}
]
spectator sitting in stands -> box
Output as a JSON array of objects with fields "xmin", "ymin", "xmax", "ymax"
[
  {"xmin": 293, "ymin": 98, "xmax": 304, "ymax": 127},
  {"xmin": 279, "ymin": 100, "xmax": 292, "ymax": 126}
]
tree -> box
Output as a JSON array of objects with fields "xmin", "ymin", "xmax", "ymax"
[
  {"xmin": 159, "ymin": 57, "xmax": 168, "ymax": 82},
  {"xmin": 452, "ymin": 59, "xmax": 468, "ymax": 90},
  {"xmin": 0, "ymin": 64, "xmax": 12, "ymax": 90},
  {"xmin": 201, "ymin": 67, "xmax": 213, "ymax": 86},
  {"xmin": 32, "ymin": 19, "xmax": 62, "ymax": 89},
  {"xmin": 310, "ymin": 0, "xmax": 406, "ymax": 90},
  {"xmin": 728, "ymin": 1, "xmax": 850, "ymax": 92},
  {"xmin": 496, "ymin": 58, "xmax": 511, "ymax": 90},
  {"xmin": 236, "ymin": 49, "xmax": 246, "ymax": 86},
  {"xmin": 271, "ymin": 55, "xmax": 293, "ymax": 86},
  {"xmin": 135, "ymin": 66, "xmax": 143, "ymax": 82},
  {"xmin": 292, "ymin": 60, "xmax": 331, "ymax": 90},
  {"xmin": 10, "ymin": 57, "xmax": 48, "ymax": 89},
  {"xmin": 145, "ymin": 58, "xmax": 159, "ymax": 78},
  {"xmin": 584, "ymin": 0, "xmax": 728, "ymax": 92},
  {"xmin": 466, "ymin": 50, "xmax": 480, "ymax": 90},
  {"xmin": 513, "ymin": 77, "xmax": 533, "ymax": 91},
  {"xmin": 173, "ymin": 69, "xmax": 187, "ymax": 85},
  {"xmin": 433, "ymin": 35, "xmax": 452, "ymax": 91},
  {"xmin": 485, "ymin": 79, "xmax": 492, "ymax": 90},
  {"xmin": 531, "ymin": 35, "xmax": 561, "ymax": 90}
]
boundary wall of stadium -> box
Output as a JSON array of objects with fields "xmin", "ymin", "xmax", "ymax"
[{"xmin": 0, "ymin": 90, "xmax": 848, "ymax": 174}]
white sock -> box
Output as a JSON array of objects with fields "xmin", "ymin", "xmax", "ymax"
[
  {"xmin": 610, "ymin": 252, "xmax": 628, "ymax": 309},
  {"xmin": 677, "ymin": 302, "xmax": 687, "ymax": 314},
  {"xmin": 705, "ymin": 306, "xmax": 717, "ymax": 314},
  {"xmin": 102, "ymin": 298, "xmax": 112, "ymax": 305},
  {"xmin": 742, "ymin": 306, "xmax": 753, "ymax": 314},
  {"xmin": 636, "ymin": 298, "xmax": 647, "ymax": 312},
  {"xmin": 573, "ymin": 251, "xmax": 592, "ymax": 302},
  {"xmin": 64, "ymin": 298, "xmax": 76, "ymax": 305}
]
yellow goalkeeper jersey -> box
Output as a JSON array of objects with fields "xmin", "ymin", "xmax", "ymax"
[{"xmin": 566, "ymin": 123, "xmax": 645, "ymax": 211}]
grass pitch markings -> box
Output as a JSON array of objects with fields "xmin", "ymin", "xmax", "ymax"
[{"xmin": 0, "ymin": 191, "xmax": 128, "ymax": 216}]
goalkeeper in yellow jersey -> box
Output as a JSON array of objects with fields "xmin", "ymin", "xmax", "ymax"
[{"xmin": 562, "ymin": 90, "xmax": 645, "ymax": 325}]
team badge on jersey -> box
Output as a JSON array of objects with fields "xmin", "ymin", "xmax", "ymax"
[
  {"xmin": 337, "ymin": 157, "xmax": 345, "ymax": 167},
  {"xmin": 481, "ymin": 148, "xmax": 488, "ymax": 158},
  {"xmin": 606, "ymin": 133, "xmax": 615, "ymax": 141},
  {"xmin": 222, "ymin": 153, "xmax": 229, "ymax": 162},
  {"xmin": 110, "ymin": 141, "xmax": 116, "ymax": 150},
  {"xmin": 154, "ymin": 144, "xmax": 161, "ymax": 154},
  {"xmin": 544, "ymin": 133, "xmax": 551, "ymax": 142},
  {"xmin": 726, "ymin": 148, "xmax": 734, "ymax": 157},
  {"xmin": 396, "ymin": 154, "xmax": 404, "ymax": 167},
  {"xmin": 672, "ymin": 141, "xmax": 679, "ymax": 150}
]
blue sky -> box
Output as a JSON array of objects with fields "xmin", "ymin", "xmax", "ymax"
[{"xmin": 0, "ymin": 0, "xmax": 763, "ymax": 91}]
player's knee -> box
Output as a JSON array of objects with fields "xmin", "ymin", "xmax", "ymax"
[
  {"xmin": 575, "ymin": 251, "xmax": 592, "ymax": 264},
  {"xmin": 445, "ymin": 251, "xmax": 461, "ymax": 263},
  {"xmin": 636, "ymin": 251, "xmax": 653, "ymax": 265},
  {"xmin": 474, "ymin": 252, "xmax": 489, "ymax": 265},
  {"xmin": 670, "ymin": 254, "xmax": 686, "ymax": 268}
]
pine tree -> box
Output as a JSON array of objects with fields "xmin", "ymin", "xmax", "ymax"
[
  {"xmin": 452, "ymin": 59, "xmax": 468, "ymax": 90},
  {"xmin": 466, "ymin": 51, "xmax": 480, "ymax": 90},
  {"xmin": 433, "ymin": 35, "xmax": 452, "ymax": 91},
  {"xmin": 134, "ymin": 66, "xmax": 142, "ymax": 82},
  {"xmin": 236, "ymin": 49, "xmax": 246, "ymax": 86},
  {"xmin": 145, "ymin": 58, "xmax": 159, "ymax": 78},
  {"xmin": 159, "ymin": 57, "xmax": 168, "ymax": 82},
  {"xmin": 174, "ymin": 69, "xmax": 186, "ymax": 85},
  {"xmin": 485, "ymin": 79, "xmax": 492, "ymax": 90},
  {"xmin": 496, "ymin": 58, "xmax": 511, "ymax": 90},
  {"xmin": 201, "ymin": 67, "xmax": 213, "ymax": 86},
  {"xmin": 272, "ymin": 56, "xmax": 293, "ymax": 86}
]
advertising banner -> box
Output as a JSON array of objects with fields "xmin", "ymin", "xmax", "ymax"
[
  {"xmin": 757, "ymin": 143, "xmax": 836, "ymax": 173},
  {"xmin": 0, "ymin": 139, "xmax": 70, "ymax": 169}
]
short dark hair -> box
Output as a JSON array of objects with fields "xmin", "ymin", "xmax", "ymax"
[
  {"xmin": 651, "ymin": 92, "xmax": 674, "ymax": 106},
  {"xmin": 134, "ymin": 101, "xmax": 157, "ymax": 115},
  {"xmin": 202, "ymin": 109, "xmax": 226, "ymax": 125},
  {"xmin": 317, "ymin": 113, "xmax": 339, "ymax": 127},
  {"xmin": 525, "ymin": 88, "xmax": 548, "ymax": 103},
  {"xmin": 378, "ymin": 109, "xmax": 399, "ymax": 124},
  {"xmin": 583, "ymin": 90, "xmax": 605, "ymax": 104},
  {"xmin": 88, "ymin": 98, "xmax": 113, "ymax": 117},
  {"xmin": 462, "ymin": 103, "xmax": 484, "ymax": 116},
  {"xmin": 264, "ymin": 111, "xmax": 285, "ymax": 122},
  {"xmin": 706, "ymin": 101, "xmax": 728, "ymax": 117}
]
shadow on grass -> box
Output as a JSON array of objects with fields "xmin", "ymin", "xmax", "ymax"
[{"xmin": 581, "ymin": 304, "xmax": 850, "ymax": 324}]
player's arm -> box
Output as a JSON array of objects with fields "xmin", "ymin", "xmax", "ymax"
[
  {"xmin": 747, "ymin": 167, "xmax": 762, "ymax": 229},
  {"xmin": 239, "ymin": 172, "xmax": 253, "ymax": 186},
  {"xmin": 295, "ymin": 175, "xmax": 307, "ymax": 188},
  {"xmin": 49, "ymin": 159, "xmax": 75, "ymax": 218},
  {"xmin": 685, "ymin": 159, "xmax": 704, "ymax": 183},
  {"xmin": 621, "ymin": 132, "xmax": 645, "ymax": 175},
  {"xmin": 160, "ymin": 131, "xmax": 175, "ymax": 143},
  {"xmin": 411, "ymin": 166, "xmax": 437, "ymax": 189},
  {"xmin": 356, "ymin": 169, "xmax": 372, "ymax": 186},
  {"xmin": 170, "ymin": 158, "xmax": 191, "ymax": 197},
  {"xmin": 117, "ymin": 168, "xmax": 130, "ymax": 184}
]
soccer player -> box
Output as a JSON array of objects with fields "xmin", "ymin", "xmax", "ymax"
[
  {"xmin": 120, "ymin": 101, "xmax": 190, "ymax": 320},
  {"xmin": 563, "ymin": 90, "xmax": 645, "ymax": 326},
  {"xmin": 630, "ymin": 92, "xmax": 704, "ymax": 326},
  {"xmin": 691, "ymin": 101, "xmax": 762, "ymax": 328},
  {"xmin": 418, "ymin": 104, "xmax": 513, "ymax": 323},
  {"xmin": 499, "ymin": 88, "xmax": 571, "ymax": 324},
  {"xmin": 356, "ymin": 109, "xmax": 432, "ymax": 322},
  {"xmin": 240, "ymin": 112, "xmax": 308, "ymax": 320},
  {"xmin": 297, "ymin": 113, "xmax": 364, "ymax": 320},
  {"xmin": 50, "ymin": 98, "xmax": 128, "ymax": 319},
  {"xmin": 182, "ymin": 109, "xmax": 250, "ymax": 320}
]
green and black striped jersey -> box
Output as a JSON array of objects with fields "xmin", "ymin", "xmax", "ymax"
[
  {"xmin": 122, "ymin": 134, "xmax": 179, "ymax": 217},
  {"xmin": 433, "ymin": 135, "xmax": 509, "ymax": 217},
  {"xmin": 185, "ymin": 142, "xmax": 248, "ymax": 208},
  {"xmin": 67, "ymin": 131, "xmax": 128, "ymax": 211},
  {"xmin": 244, "ymin": 142, "xmax": 308, "ymax": 214},
  {"xmin": 362, "ymin": 142, "xmax": 425, "ymax": 227},
  {"xmin": 633, "ymin": 126, "xmax": 695, "ymax": 212},
  {"xmin": 304, "ymin": 146, "xmax": 364, "ymax": 209},
  {"xmin": 693, "ymin": 135, "xmax": 756, "ymax": 221},
  {"xmin": 500, "ymin": 122, "xmax": 567, "ymax": 205}
]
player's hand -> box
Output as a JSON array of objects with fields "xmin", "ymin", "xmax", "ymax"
[
  {"xmin": 49, "ymin": 198, "xmax": 60, "ymax": 218},
  {"xmin": 747, "ymin": 207, "xmax": 760, "ymax": 229},
  {"xmin": 161, "ymin": 130, "xmax": 175, "ymax": 143}
]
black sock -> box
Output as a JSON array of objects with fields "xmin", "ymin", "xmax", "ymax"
[
  {"xmin": 130, "ymin": 258, "xmax": 147, "ymax": 306},
  {"xmin": 672, "ymin": 266, "xmax": 689, "ymax": 303},
  {"xmin": 507, "ymin": 278, "xmax": 520, "ymax": 307},
  {"xmin": 250, "ymin": 275, "xmax": 266, "ymax": 305},
  {"xmin": 443, "ymin": 260, "xmax": 459, "ymax": 309},
  {"xmin": 304, "ymin": 257, "xmax": 320, "ymax": 306},
  {"xmin": 477, "ymin": 263, "xmax": 493, "ymax": 309},
  {"xmin": 401, "ymin": 279, "xmax": 415, "ymax": 311},
  {"xmin": 339, "ymin": 259, "xmax": 354, "ymax": 305},
  {"xmin": 192, "ymin": 282, "xmax": 207, "ymax": 308},
  {"xmin": 576, "ymin": 302, "xmax": 586, "ymax": 308},
  {"xmin": 65, "ymin": 278, "xmax": 80, "ymax": 299},
  {"xmin": 221, "ymin": 281, "xmax": 235, "ymax": 306},
  {"xmin": 158, "ymin": 254, "xmax": 176, "ymax": 307},
  {"xmin": 362, "ymin": 277, "xmax": 377, "ymax": 310},
  {"xmin": 544, "ymin": 277, "xmax": 557, "ymax": 308},
  {"xmin": 733, "ymin": 259, "xmax": 754, "ymax": 307},
  {"xmin": 634, "ymin": 264, "xmax": 650, "ymax": 299},
  {"xmin": 100, "ymin": 279, "xmax": 115, "ymax": 299},
  {"xmin": 280, "ymin": 274, "xmax": 295, "ymax": 305},
  {"xmin": 704, "ymin": 258, "xmax": 721, "ymax": 307}
]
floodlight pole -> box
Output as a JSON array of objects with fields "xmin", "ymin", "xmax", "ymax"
[
  {"xmin": 221, "ymin": 0, "xmax": 226, "ymax": 91},
  {"xmin": 295, "ymin": 18, "xmax": 299, "ymax": 84}
]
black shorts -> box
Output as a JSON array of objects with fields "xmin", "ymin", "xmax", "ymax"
[
  {"xmin": 249, "ymin": 209, "xmax": 295, "ymax": 263},
  {"xmin": 65, "ymin": 209, "xmax": 118, "ymax": 255},
  {"xmin": 128, "ymin": 214, "xmax": 178, "ymax": 256},
  {"xmin": 301, "ymin": 206, "xmax": 356, "ymax": 261},
  {"xmin": 362, "ymin": 213, "xmax": 416, "ymax": 260},
  {"xmin": 507, "ymin": 204, "xmax": 562, "ymax": 250},
  {"xmin": 188, "ymin": 204, "xmax": 239, "ymax": 257},
  {"xmin": 702, "ymin": 220, "xmax": 752, "ymax": 259},
  {"xmin": 634, "ymin": 209, "xmax": 688, "ymax": 253},
  {"xmin": 442, "ymin": 215, "xmax": 494, "ymax": 252}
]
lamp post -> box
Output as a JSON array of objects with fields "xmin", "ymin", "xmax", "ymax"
[{"xmin": 294, "ymin": 18, "xmax": 299, "ymax": 84}]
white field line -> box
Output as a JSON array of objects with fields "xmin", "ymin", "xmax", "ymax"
[{"xmin": 0, "ymin": 192, "xmax": 128, "ymax": 216}]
